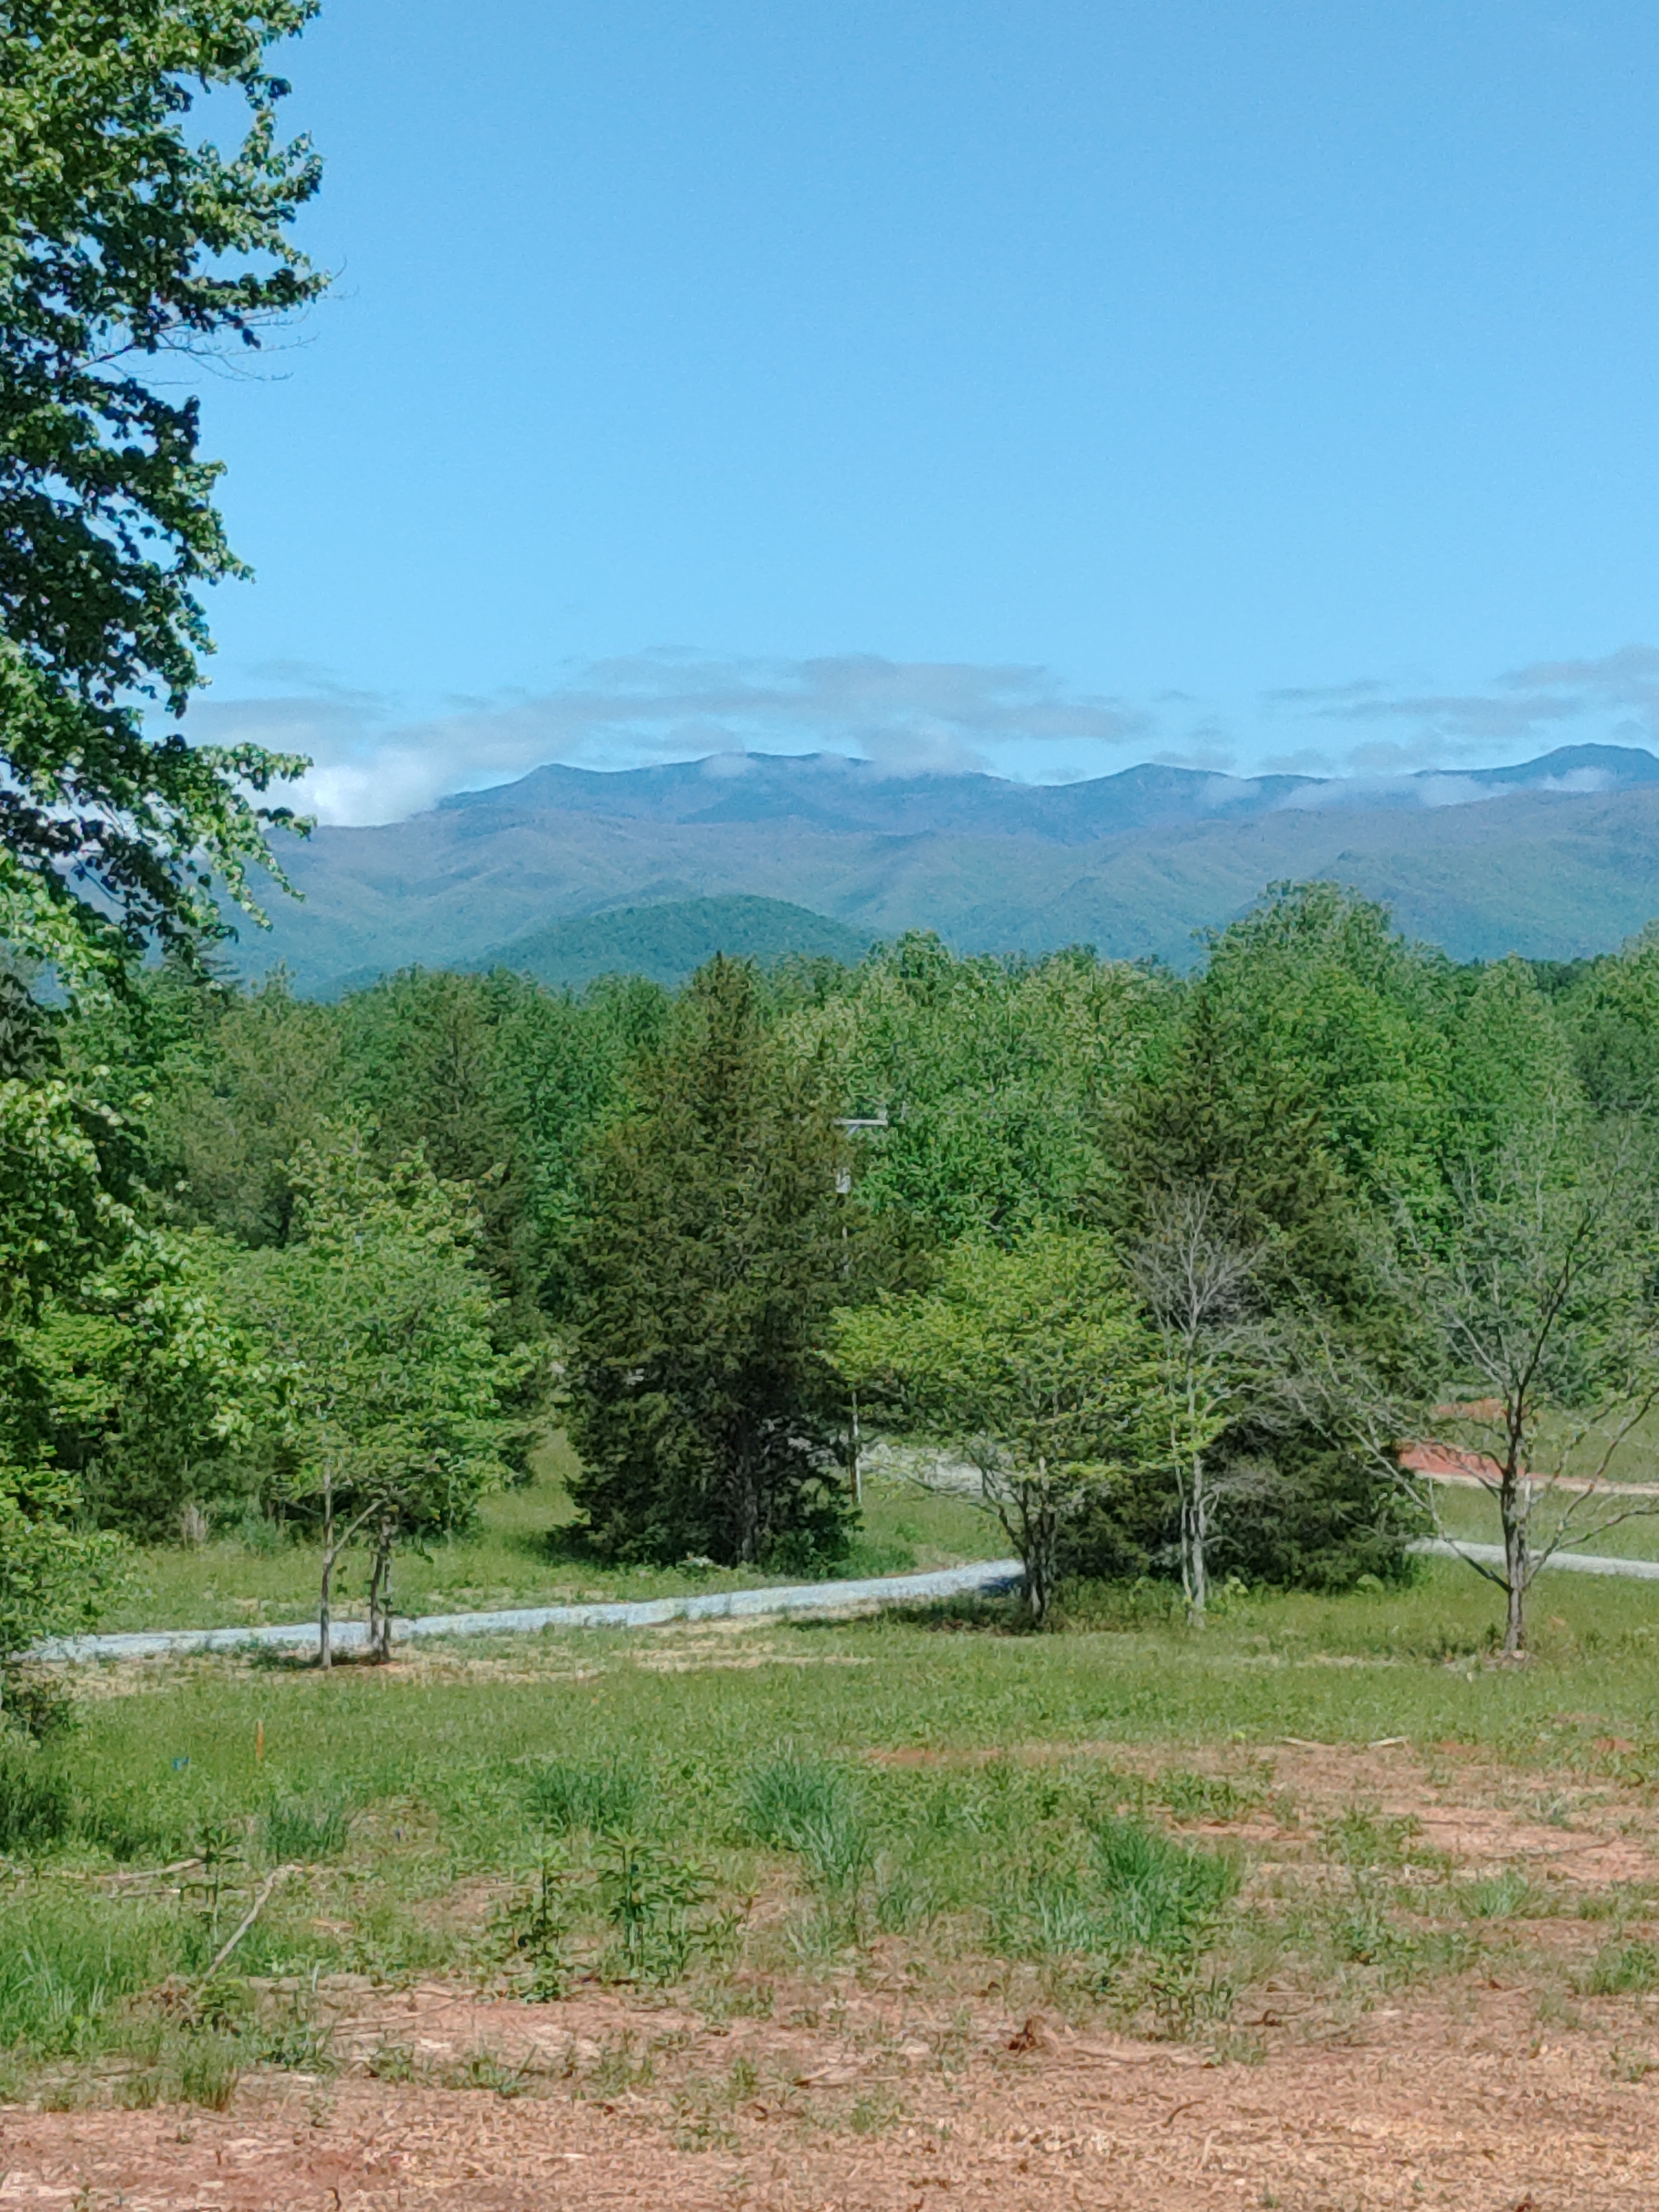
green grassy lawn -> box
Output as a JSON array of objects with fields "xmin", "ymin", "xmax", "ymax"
[
  {"xmin": 1431, "ymin": 1473, "xmax": 1659, "ymax": 1561},
  {"xmin": 100, "ymin": 1443, "xmax": 996, "ymax": 1635},
  {"xmin": 68, "ymin": 1554, "xmax": 1659, "ymax": 1791}
]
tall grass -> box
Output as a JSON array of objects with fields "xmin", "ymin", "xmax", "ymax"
[
  {"xmin": 523, "ymin": 1757, "xmax": 644, "ymax": 1836},
  {"xmin": 260, "ymin": 1796, "xmax": 352, "ymax": 1863},
  {"xmin": 997, "ymin": 1815, "xmax": 1238, "ymax": 1971},
  {"xmin": 0, "ymin": 1753, "xmax": 76, "ymax": 1855},
  {"xmin": 741, "ymin": 1756, "xmax": 872, "ymax": 1891},
  {"xmin": 0, "ymin": 1895, "xmax": 177, "ymax": 2056}
]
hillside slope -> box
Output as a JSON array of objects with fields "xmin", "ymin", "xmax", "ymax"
[{"xmin": 468, "ymin": 894, "xmax": 871, "ymax": 991}]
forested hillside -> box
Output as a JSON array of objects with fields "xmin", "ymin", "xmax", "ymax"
[
  {"xmin": 9, "ymin": 883, "xmax": 1659, "ymax": 1681},
  {"xmin": 468, "ymin": 893, "xmax": 873, "ymax": 994}
]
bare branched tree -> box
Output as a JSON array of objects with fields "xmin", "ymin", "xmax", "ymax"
[
  {"xmin": 1131, "ymin": 1184, "xmax": 1272, "ymax": 1621},
  {"xmin": 1399, "ymin": 1117, "xmax": 1659, "ymax": 1655}
]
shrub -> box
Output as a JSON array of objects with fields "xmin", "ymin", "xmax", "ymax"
[{"xmin": 0, "ymin": 1671, "xmax": 78, "ymax": 1744}]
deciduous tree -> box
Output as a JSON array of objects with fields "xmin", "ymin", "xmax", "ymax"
[
  {"xmin": 216, "ymin": 1131, "xmax": 522, "ymax": 1663},
  {"xmin": 1, "ymin": 0, "xmax": 325, "ymax": 980},
  {"xmin": 833, "ymin": 1232, "xmax": 1159, "ymax": 1624},
  {"xmin": 1130, "ymin": 1185, "xmax": 1268, "ymax": 1621},
  {"xmin": 1405, "ymin": 1117, "xmax": 1659, "ymax": 1655},
  {"xmin": 0, "ymin": 1078, "xmax": 130, "ymax": 1691}
]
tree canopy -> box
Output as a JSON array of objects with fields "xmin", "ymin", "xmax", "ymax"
[
  {"xmin": 834, "ymin": 1232, "xmax": 1159, "ymax": 1621},
  {"xmin": 7, "ymin": 881, "xmax": 1659, "ymax": 1659},
  {"xmin": 213, "ymin": 1129, "xmax": 524, "ymax": 1661}
]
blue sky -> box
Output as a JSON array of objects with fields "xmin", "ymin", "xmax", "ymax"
[{"xmin": 186, "ymin": 0, "xmax": 1659, "ymax": 821}]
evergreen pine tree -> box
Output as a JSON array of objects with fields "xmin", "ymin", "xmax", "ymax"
[
  {"xmin": 564, "ymin": 956, "xmax": 863, "ymax": 1566},
  {"xmin": 1096, "ymin": 888, "xmax": 1431, "ymax": 1590}
]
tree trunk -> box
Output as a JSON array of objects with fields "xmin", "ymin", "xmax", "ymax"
[
  {"xmin": 732, "ymin": 1438, "xmax": 762, "ymax": 1566},
  {"xmin": 1183, "ymin": 1453, "xmax": 1208, "ymax": 1624},
  {"xmin": 1500, "ymin": 1468, "xmax": 1529, "ymax": 1655},
  {"xmin": 1024, "ymin": 1466, "xmax": 1058, "ymax": 1627},
  {"xmin": 367, "ymin": 1516, "xmax": 395, "ymax": 1663},
  {"xmin": 318, "ymin": 1462, "xmax": 335, "ymax": 1670},
  {"xmin": 1028, "ymin": 1512, "xmax": 1057, "ymax": 1627}
]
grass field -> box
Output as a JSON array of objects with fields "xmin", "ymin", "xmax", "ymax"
[
  {"xmin": 8, "ymin": 1470, "xmax": 1659, "ymax": 2205},
  {"xmin": 99, "ymin": 1436, "xmax": 1659, "ymax": 1646},
  {"xmin": 11, "ymin": 1551, "xmax": 1659, "ymax": 2052},
  {"xmin": 1430, "ymin": 1470, "xmax": 1659, "ymax": 1560}
]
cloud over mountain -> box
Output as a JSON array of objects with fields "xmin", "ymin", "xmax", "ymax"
[
  {"xmin": 189, "ymin": 651, "xmax": 1148, "ymax": 825},
  {"xmin": 1261, "ymin": 646, "xmax": 1659, "ymax": 772},
  {"xmin": 186, "ymin": 642, "xmax": 1659, "ymax": 826}
]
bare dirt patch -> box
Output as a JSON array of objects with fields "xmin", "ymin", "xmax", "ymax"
[{"xmin": 4, "ymin": 1981, "xmax": 1659, "ymax": 2209}]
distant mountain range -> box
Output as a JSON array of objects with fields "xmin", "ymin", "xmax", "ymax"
[{"xmin": 239, "ymin": 742, "xmax": 1659, "ymax": 994}]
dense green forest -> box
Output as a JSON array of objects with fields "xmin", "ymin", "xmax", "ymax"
[{"xmin": 6, "ymin": 879, "xmax": 1659, "ymax": 1683}]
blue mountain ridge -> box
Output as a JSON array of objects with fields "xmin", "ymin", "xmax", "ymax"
[{"xmin": 237, "ymin": 743, "xmax": 1659, "ymax": 994}]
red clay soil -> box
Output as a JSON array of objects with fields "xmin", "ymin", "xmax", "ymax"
[
  {"xmin": 3, "ymin": 1980, "xmax": 1657, "ymax": 2211},
  {"xmin": 1399, "ymin": 1441, "xmax": 1659, "ymax": 1499}
]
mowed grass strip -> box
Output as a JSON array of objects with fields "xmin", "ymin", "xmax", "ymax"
[{"xmin": 96, "ymin": 1454, "xmax": 992, "ymax": 1635}]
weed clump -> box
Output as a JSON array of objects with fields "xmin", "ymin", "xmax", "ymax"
[
  {"xmin": 1156, "ymin": 1768, "xmax": 1268, "ymax": 1824},
  {"xmin": 742, "ymin": 1755, "xmax": 871, "ymax": 1892},
  {"xmin": 999, "ymin": 1813, "xmax": 1239, "ymax": 1987},
  {"xmin": 1088, "ymin": 1814, "xmax": 1239, "ymax": 1949},
  {"xmin": 0, "ymin": 1752, "xmax": 75, "ymax": 1855},
  {"xmin": 599, "ymin": 1835, "xmax": 720, "ymax": 1982},
  {"xmin": 1457, "ymin": 1868, "xmax": 1541, "ymax": 1920},
  {"xmin": 497, "ymin": 1851, "xmax": 579, "ymax": 1999},
  {"xmin": 1577, "ymin": 1940, "xmax": 1659, "ymax": 1996},
  {"xmin": 524, "ymin": 1757, "xmax": 644, "ymax": 1836},
  {"xmin": 260, "ymin": 1796, "xmax": 352, "ymax": 1863}
]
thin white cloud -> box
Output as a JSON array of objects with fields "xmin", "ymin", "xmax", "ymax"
[
  {"xmin": 1262, "ymin": 645, "xmax": 1659, "ymax": 765},
  {"xmin": 186, "ymin": 649, "xmax": 1150, "ymax": 824},
  {"xmin": 1259, "ymin": 747, "xmax": 1338, "ymax": 776},
  {"xmin": 182, "ymin": 642, "xmax": 1659, "ymax": 828}
]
